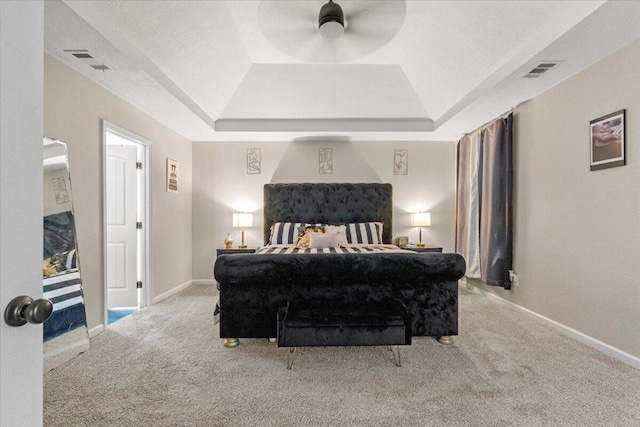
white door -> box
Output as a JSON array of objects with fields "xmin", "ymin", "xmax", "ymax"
[
  {"xmin": 1, "ymin": 1, "xmax": 44, "ymax": 425},
  {"xmin": 106, "ymin": 145, "xmax": 139, "ymax": 308}
]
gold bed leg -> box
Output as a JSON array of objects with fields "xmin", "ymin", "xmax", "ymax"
[
  {"xmin": 224, "ymin": 338, "xmax": 239, "ymax": 347},
  {"xmin": 437, "ymin": 336, "xmax": 454, "ymax": 345}
]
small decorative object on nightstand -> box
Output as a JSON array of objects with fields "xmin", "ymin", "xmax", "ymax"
[
  {"xmin": 411, "ymin": 212, "xmax": 431, "ymax": 247},
  {"xmin": 224, "ymin": 233, "xmax": 233, "ymax": 249},
  {"xmin": 396, "ymin": 236, "xmax": 409, "ymax": 248}
]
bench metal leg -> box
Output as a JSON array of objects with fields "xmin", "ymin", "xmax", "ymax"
[
  {"xmin": 286, "ymin": 347, "xmax": 297, "ymax": 370},
  {"xmin": 391, "ymin": 346, "xmax": 401, "ymax": 367}
]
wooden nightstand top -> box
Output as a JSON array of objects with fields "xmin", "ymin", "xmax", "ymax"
[
  {"xmin": 216, "ymin": 247, "xmax": 258, "ymax": 256},
  {"xmin": 403, "ymin": 245, "xmax": 443, "ymax": 253}
]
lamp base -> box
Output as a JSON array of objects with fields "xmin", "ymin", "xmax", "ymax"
[{"xmin": 416, "ymin": 242, "xmax": 426, "ymax": 248}]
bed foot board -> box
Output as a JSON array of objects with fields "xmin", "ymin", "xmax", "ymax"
[
  {"xmin": 437, "ymin": 336, "xmax": 454, "ymax": 345},
  {"xmin": 223, "ymin": 338, "xmax": 239, "ymax": 347}
]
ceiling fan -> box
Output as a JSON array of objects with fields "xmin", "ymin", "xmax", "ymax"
[
  {"xmin": 318, "ymin": 0, "xmax": 345, "ymax": 40},
  {"xmin": 258, "ymin": 0, "xmax": 407, "ymax": 62}
]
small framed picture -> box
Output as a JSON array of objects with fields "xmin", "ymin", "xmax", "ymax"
[
  {"xmin": 590, "ymin": 110, "xmax": 625, "ymax": 171},
  {"xmin": 394, "ymin": 149, "xmax": 408, "ymax": 175},
  {"xmin": 247, "ymin": 148, "xmax": 261, "ymax": 174},
  {"xmin": 319, "ymin": 148, "xmax": 333, "ymax": 174},
  {"xmin": 166, "ymin": 158, "xmax": 178, "ymax": 193},
  {"xmin": 396, "ymin": 236, "xmax": 409, "ymax": 248}
]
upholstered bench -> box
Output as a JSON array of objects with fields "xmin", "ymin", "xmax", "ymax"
[{"xmin": 277, "ymin": 300, "xmax": 411, "ymax": 369}]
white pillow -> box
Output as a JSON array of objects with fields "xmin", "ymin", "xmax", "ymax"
[
  {"xmin": 309, "ymin": 232, "xmax": 340, "ymax": 249},
  {"xmin": 323, "ymin": 225, "xmax": 348, "ymax": 246}
]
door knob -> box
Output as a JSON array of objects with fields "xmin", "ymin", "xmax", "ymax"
[{"xmin": 4, "ymin": 296, "xmax": 53, "ymax": 327}]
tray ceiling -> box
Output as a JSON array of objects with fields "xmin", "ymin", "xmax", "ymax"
[{"xmin": 45, "ymin": 0, "xmax": 640, "ymax": 142}]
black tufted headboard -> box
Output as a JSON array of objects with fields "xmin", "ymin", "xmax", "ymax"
[{"xmin": 263, "ymin": 183, "xmax": 393, "ymax": 245}]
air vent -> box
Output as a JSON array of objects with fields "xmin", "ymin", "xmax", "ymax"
[
  {"xmin": 524, "ymin": 61, "xmax": 561, "ymax": 78},
  {"xmin": 72, "ymin": 53, "xmax": 93, "ymax": 59},
  {"xmin": 91, "ymin": 65, "xmax": 111, "ymax": 71}
]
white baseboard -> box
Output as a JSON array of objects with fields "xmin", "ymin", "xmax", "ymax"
[
  {"xmin": 464, "ymin": 283, "xmax": 640, "ymax": 370},
  {"xmin": 88, "ymin": 324, "xmax": 104, "ymax": 339},
  {"xmin": 191, "ymin": 279, "xmax": 215, "ymax": 285},
  {"xmin": 152, "ymin": 280, "xmax": 193, "ymax": 304}
]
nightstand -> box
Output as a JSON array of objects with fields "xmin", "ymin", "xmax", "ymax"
[
  {"xmin": 216, "ymin": 247, "xmax": 257, "ymax": 256},
  {"xmin": 405, "ymin": 245, "xmax": 443, "ymax": 253}
]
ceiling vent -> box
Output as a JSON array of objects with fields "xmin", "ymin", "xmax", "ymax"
[
  {"xmin": 524, "ymin": 61, "xmax": 561, "ymax": 78},
  {"xmin": 64, "ymin": 49, "xmax": 91, "ymax": 59},
  {"xmin": 91, "ymin": 64, "xmax": 111, "ymax": 71}
]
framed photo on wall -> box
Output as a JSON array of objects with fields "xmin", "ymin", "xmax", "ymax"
[
  {"xmin": 394, "ymin": 149, "xmax": 408, "ymax": 175},
  {"xmin": 319, "ymin": 148, "xmax": 333, "ymax": 174},
  {"xmin": 247, "ymin": 148, "xmax": 261, "ymax": 174},
  {"xmin": 590, "ymin": 110, "xmax": 625, "ymax": 171},
  {"xmin": 166, "ymin": 158, "xmax": 178, "ymax": 193}
]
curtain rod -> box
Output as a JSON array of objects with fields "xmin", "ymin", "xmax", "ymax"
[{"xmin": 461, "ymin": 108, "xmax": 515, "ymax": 139}]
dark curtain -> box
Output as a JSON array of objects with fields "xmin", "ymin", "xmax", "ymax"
[{"xmin": 456, "ymin": 113, "xmax": 513, "ymax": 289}]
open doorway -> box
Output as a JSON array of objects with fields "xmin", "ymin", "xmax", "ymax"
[{"xmin": 102, "ymin": 121, "xmax": 151, "ymax": 327}]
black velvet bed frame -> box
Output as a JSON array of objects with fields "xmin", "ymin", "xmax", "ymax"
[{"xmin": 214, "ymin": 183, "xmax": 466, "ymax": 341}]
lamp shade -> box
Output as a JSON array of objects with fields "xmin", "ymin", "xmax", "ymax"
[
  {"xmin": 233, "ymin": 213, "xmax": 253, "ymax": 228},
  {"xmin": 411, "ymin": 212, "xmax": 431, "ymax": 227}
]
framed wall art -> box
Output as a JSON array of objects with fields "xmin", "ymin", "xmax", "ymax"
[
  {"xmin": 319, "ymin": 148, "xmax": 333, "ymax": 174},
  {"xmin": 166, "ymin": 158, "xmax": 178, "ymax": 192},
  {"xmin": 394, "ymin": 149, "xmax": 408, "ymax": 175},
  {"xmin": 247, "ymin": 148, "xmax": 261, "ymax": 174},
  {"xmin": 590, "ymin": 110, "xmax": 625, "ymax": 171},
  {"xmin": 52, "ymin": 176, "xmax": 69, "ymax": 204}
]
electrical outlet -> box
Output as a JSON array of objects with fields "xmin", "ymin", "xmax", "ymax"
[{"xmin": 509, "ymin": 270, "xmax": 519, "ymax": 286}]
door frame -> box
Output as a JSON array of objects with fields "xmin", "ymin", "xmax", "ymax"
[{"xmin": 102, "ymin": 120, "xmax": 152, "ymax": 327}]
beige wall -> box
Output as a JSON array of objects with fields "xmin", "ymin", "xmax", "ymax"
[
  {"xmin": 44, "ymin": 54, "xmax": 193, "ymax": 330},
  {"xmin": 192, "ymin": 140, "xmax": 457, "ymax": 280},
  {"xmin": 470, "ymin": 40, "xmax": 640, "ymax": 359}
]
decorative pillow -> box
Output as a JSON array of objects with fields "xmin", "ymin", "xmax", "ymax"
[
  {"xmin": 323, "ymin": 225, "xmax": 348, "ymax": 246},
  {"xmin": 296, "ymin": 225, "xmax": 324, "ymax": 247},
  {"xmin": 269, "ymin": 222, "xmax": 304, "ymax": 245},
  {"xmin": 345, "ymin": 222, "xmax": 384, "ymax": 244},
  {"xmin": 309, "ymin": 232, "xmax": 340, "ymax": 249},
  {"xmin": 42, "ymin": 249, "xmax": 77, "ymax": 277}
]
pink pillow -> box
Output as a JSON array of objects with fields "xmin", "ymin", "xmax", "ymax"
[{"xmin": 309, "ymin": 232, "xmax": 340, "ymax": 249}]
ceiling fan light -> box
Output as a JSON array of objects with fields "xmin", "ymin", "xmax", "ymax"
[{"xmin": 319, "ymin": 0, "xmax": 345, "ymax": 40}]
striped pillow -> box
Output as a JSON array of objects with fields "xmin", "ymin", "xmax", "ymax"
[
  {"xmin": 344, "ymin": 222, "xmax": 384, "ymax": 244},
  {"xmin": 269, "ymin": 222, "xmax": 304, "ymax": 245}
]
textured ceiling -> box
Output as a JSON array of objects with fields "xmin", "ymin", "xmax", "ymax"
[{"xmin": 44, "ymin": 0, "xmax": 640, "ymax": 142}]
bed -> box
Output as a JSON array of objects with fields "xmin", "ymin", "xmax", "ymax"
[{"xmin": 213, "ymin": 183, "xmax": 466, "ymax": 345}]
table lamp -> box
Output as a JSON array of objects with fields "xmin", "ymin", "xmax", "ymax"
[
  {"xmin": 233, "ymin": 213, "xmax": 253, "ymax": 248},
  {"xmin": 411, "ymin": 212, "xmax": 431, "ymax": 248}
]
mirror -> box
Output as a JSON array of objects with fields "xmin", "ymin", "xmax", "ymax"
[{"xmin": 43, "ymin": 138, "xmax": 89, "ymax": 372}]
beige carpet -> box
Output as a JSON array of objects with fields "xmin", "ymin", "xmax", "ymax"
[{"xmin": 44, "ymin": 284, "xmax": 640, "ymax": 426}]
